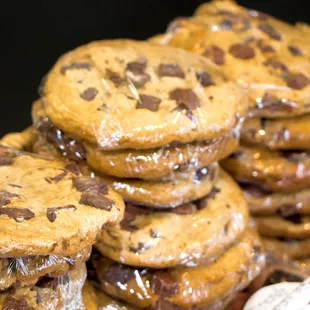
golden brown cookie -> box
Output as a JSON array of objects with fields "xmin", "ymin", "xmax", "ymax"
[
  {"xmin": 32, "ymin": 100, "xmax": 238, "ymax": 179},
  {"xmin": 0, "ymin": 264, "xmax": 87, "ymax": 310},
  {"xmin": 0, "ymin": 246, "xmax": 90, "ymax": 291},
  {"xmin": 95, "ymin": 289, "xmax": 137, "ymax": 310},
  {"xmin": 262, "ymin": 237, "xmax": 310, "ymax": 260},
  {"xmin": 242, "ymin": 183, "xmax": 310, "ymax": 215},
  {"xmin": 96, "ymin": 169, "xmax": 249, "ymax": 268},
  {"xmin": 0, "ymin": 127, "xmax": 33, "ymax": 151},
  {"xmin": 0, "ymin": 146, "xmax": 124, "ymax": 257},
  {"xmin": 93, "ymin": 228, "xmax": 265, "ymax": 309},
  {"xmin": 221, "ymin": 146, "xmax": 310, "ymax": 193},
  {"xmin": 41, "ymin": 39, "xmax": 246, "ymax": 150},
  {"xmin": 81, "ymin": 281, "xmax": 98, "ymax": 310},
  {"xmin": 255, "ymin": 214, "xmax": 310, "ymax": 239},
  {"xmin": 103, "ymin": 163, "xmax": 218, "ymax": 208},
  {"xmin": 152, "ymin": 0, "xmax": 310, "ymax": 118},
  {"xmin": 241, "ymin": 115, "xmax": 310, "ymax": 150}
]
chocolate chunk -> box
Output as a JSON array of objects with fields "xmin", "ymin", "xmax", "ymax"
[
  {"xmin": 60, "ymin": 62, "xmax": 91, "ymax": 75},
  {"xmin": 80, "ymin": 87, "xmax": 98, "ymax": 101},
  {"xmin": 263, "ymin": 59, "xmax": 288, "ymax": 72},
  {"xmin": 137, "ymin": 94, "xmax": 161, "ymax": 112},
  {"xmin": 120, "ymin": 203, "xmax": 150, "ymax": 232},
  {"xmin": 195, "ymin": 198, "xmax": 207, "ymax": 210},
  {"xmin": 36, "ymin": 277, "xmax": 60, "ymax": 290},
  {"xmin": 206, "ymin": 187, "xmax": 221, "ymax": 200},
  {"xmin": 126, "ymin": 58, "xmax": 147, "ymax": 74},
  {"xmin": 277, "ymin": 204, "xmax": 298, "ymax": 218},
  {"xmin": 79, "ymin": 192, "xmax": 114, "ymax": 211},
  {"xmin": 35, "ymin": 118, "xmax": 86, "ymax": 162},
  {"xmin": 248, "ymin": 9, "xmax": 269, "ymax": 20},
  {"xmin": 282, "ymin": 151, "xmax": 308, "ymax": 163},
  {"xmin": 103, "ymin": 263, "xmax": 138, "ymax": 284},
  {"xmin": 150, "ymin": 229, "xmax": 160, "ymax": 238},
  {"xmin": 203, "ymin": 45, "xmax": 225, "ymax": 65},
  {"xmin": 258, "ymin": 24, "xmax": 282, "ymax": 41},
  {"xmin": 286, "ymin": 73, "xmax": 309, "ymax": 90},
  {"xmin": 0, "ymin": 208, "xmax": 35, "ymax": 222},
  {"xmin": 283, "ymin": 213, "xmax": 302, "ymax": 224},
  {"xmin": 153, "ymin": 272, "xmax": 179, "ymax": 297},
  {"xmin": 288, "ymin": 45, "xmax": 303, "ymax": 56},
  {"xmin": 46, "ymin": 205, "xmax": 77, "ymax": 222},
  {"xmin": 195, "ymin": 166, "xmax": 209, "ymax": 181},
  {"xmin": 170, "ymin": 88, "xmax": 200, "ymax": 111},
  {"xmin": 257, "ymin": 93, "xmax": 295, "ymax": 112},
  {"xmin": 129, "ymin": 242, "xmax": 150, "ymax": 253},
  {"xmin": 257, "ymin": 40, "xmax": 275, "ymax": 53},
  {"xmin": 8, "ymin": 184, "xmax": 22, "ymax": 188},
  {"xmin": 0, "ymin": 191, "xmax": 20, "ymax": 207},
  {"xmin": 73, "ymin": 177, "xmax": 108, "ymax": 194},
  {"xmin": 3, "ymin": 296, "xmax": 35, "ymax": 310},
  {"xmin": 220, "ymin": 19, "xmax": 233, "ymax": 30},
  {"xmin": 105, "ymin": 69, "xmax": 123, "ymax": 86},
  {"xmin": 154, "ymin": 298, "xmax": 180, "ymax": 310},
  {"xmin": 264, "ymin": 270, "xmax": 303, "ymax": 286},
  {"xmin": 45, "ymin": 170, "xmax": 68, "ymax": 183},
  {"xmin": 126, "ymin": 58, "xmax": 151, "ymax": 88},
  {"xmin": 0, "ymin": 156, "xmax": 13, "ymax": 166},
  {"xmin": 196, "ymin": 72, "xmax": 215, "ymax": 87},
  {"xmin": 158, "ymin": 64, "xmax": 185, "ymax": 79},
  {"xmin": 65, "ymin": 163, "xmax": 80, "ymax": 176},
  {"xmin": 170, "ymin": 204, "xmax": 195, "ymax": 215},
  {"xmin": 229, "ymin": 43, "xmax": 255, "ymax": 59},
  {"xmin": 242, "ymin": 183, "xmax": 272, "ymax": 197}
]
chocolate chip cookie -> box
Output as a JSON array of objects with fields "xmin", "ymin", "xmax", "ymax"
[
  {"xmin": 254, "ymin": 214, "xmax": 310, "ymax": 239},
  {"xmin": 0, "ymin": 146, "xmax": 124, "ymax": 257},
  {"xmin": 0, "ymin": 246, "xmax": 90, "ymax": 291},
  {"xmin": 81, "ymin": 281, "xmax": 99, "ymax": 310},
  {"xmin": 103, "ymin": 163, "xmax": 219, "ymax": 208},
  {"xmin": 0, "ymin": 264, "xmax": 86, "ymax": 310},
  {"xmin": 153, "ymin": 1, "xmax": 310, "ymax": 118},
  {"xmin": 41, "ymin": 39, "xmax": 246, "ymax": 150},
  {"xmin": 241, "ymin": 115, "xmax": 310, "ymax": 150},
  {"xmin": 262, "ymin": 237, "xmax": 310, "ymax": 260},
  {"xmin": 93, "ymin": 228, "xmax": 264, "ymax": 309},
  {"xmin": 221, "ymin": 147, "xmax": 310, "ymax": 193},
  {"xmin": 242, "ymin": 183, "xmax": 310, "ymax": 215},
  {"xmin": 96, "ymin": 169, "xmax": 249, "ymax": 268},
  {"xmin": 32, "ymin": 100, "xmax": 238, "ymax": 179},
  {"xmin": 0, "ymin": 127, "xmax": 33, "ymax": 151}
]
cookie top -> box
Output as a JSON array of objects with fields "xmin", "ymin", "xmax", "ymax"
[
  {"xmin": 0, "ymin": 146, "xmax": 125, "ymax": 257},
  {"xmin": 154, "ymin": 0, "xmax": 310, "ymax": 118},
  {"xmin": 41, "ymin": 39, "xmax": 246, "ymax": 149},
  {"xmin": 241, "ymin": 115, "xmax": 310, "ymax": 151},
  {"xmin": 93, "ymin": 228, "xmax": 264, "ymax": 309},
  {"xmin": 222, "ymin": 147, "xmax": 310, "ymax": 193},
  {"xmin": 96, "ymin": 169, "xmax": 249, "ymax": 268}
]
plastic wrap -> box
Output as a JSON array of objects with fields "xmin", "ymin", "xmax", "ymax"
[
  {"xmin": 32, "ymin": 100, "xmax": 240, "ymax": 181},
  {"xmin": 149, "ymin": 0, "xmax": 310, "ymax": 119},
  {"xmin": 96, "ymin": 169, "xmax": 249, "ymax": 268},
  {"xmin": 241, "ymin": 116, "xmax": 310, "ymax": 151},
  {"xmin": 92, "ymin": 228, "xmax": 265, "ymax": 310},
  {"xmin": 40, "ymin": 39, "xmax": 247, "ymax": 151},
  {"xmin": 0, "ymin": 263, "xmax": 86, "ymax": 310},
  {"xmin": 221, "ymin": 146, "xmax": 310, "ymax": 193},
  {"xmin": 0, "ymin": 145, "xmax": 124, "ymax": 258},
  {"xmin": 242, "ymin": 183, "xmax": 310, "ymax": 216},
  {"xmin": 0, "ymin": 246, "xmax": 90, "ymax": 291}
]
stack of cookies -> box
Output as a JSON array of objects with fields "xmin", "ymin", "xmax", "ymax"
[
  {"xmin": 26, "ymin": 39, "xmax": 265, "ymax": 309},
  {"xmin": 0, "ymin": 146, "xmax": 124, "ymax": 309},
  {"xmin": 152, "ymin": 0, "xmax": 310, "ymax": 264}
]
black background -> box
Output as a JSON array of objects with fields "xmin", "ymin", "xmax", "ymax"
[{"xmin": 0, "ymin": 0, "xmax": 309, "ymax": 136}]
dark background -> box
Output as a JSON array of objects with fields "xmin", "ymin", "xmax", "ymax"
[{"xmin": 0, "ymin": 0, "xmax": 309, "ymax": 136}]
